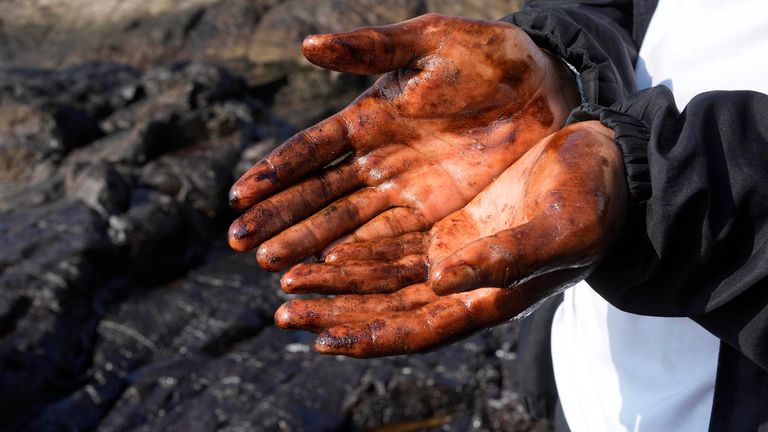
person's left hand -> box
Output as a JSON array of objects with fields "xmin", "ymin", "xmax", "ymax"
[{"xmin": 273, "ymin": 121, "xmax": 627, "ymax": 357}]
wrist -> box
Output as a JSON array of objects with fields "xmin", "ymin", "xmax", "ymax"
[
  {"xmin": 531, "ymin": 48, "xmax": 582, "ymax": 131},
  {"xmin": 542, "ymin": 48, "xmax": 582, "ymax": 112}
]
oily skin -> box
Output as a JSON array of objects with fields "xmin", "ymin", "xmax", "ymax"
[
  {"xmin": 276, "ymin": 122, "xmax": 627, "ymax": 357},
  {"xmin": 228, "ymin": 13, "xmax": 579, "ymax": 271}
]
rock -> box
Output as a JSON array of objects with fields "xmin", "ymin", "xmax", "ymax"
[
  {"xmin": 0, "ymin": 63, "xmax": 138, "ymax": 200},
  {"xmin": 31, "ymin": 242, "xmax": 282, "ymax": 432},
  {"xmin": 92, "ymin": 242, "xmax": 280, "ymax": 373},
  {"xmin": 139, "ymin": 63, "xmax": 249, "ymax": 110},
  {"xmin": 0, "ymin": 0, "xmax": 245, "ymax": 69},
  {"xmin": 233, "ymin": 137, "xmax": 280, "ymax": 179},
  {"xmin": 0, "ymin": 62, "xmax": 140, "ymax": 118},
  {"xmin": 426, "ymin": 0, "xmax": 525, "ymax": 20},
  {"xmin": 0, "ymin": 0, "xmax": 523, "ymax": 73},
  {"xmin": 0, "ymin": 102, "xmax": 101, "ymax": 184},
  {"xmin": 0, "ymin": 199, "xmax": 113, "ymax": 428},
  {"xmin": 269, "ymin": 66, "xmax": 370, "ymax": 128},
  {"xmin": 0, "ymin": 60, "xmax": 280, "ymax": 430},
  {"xmin": 69, "ymin": 128, "xmax": 154, "ymax": 166},
  {"xmin": 67, "ymin": 162, "xmax": 133, "ymax": 217},
  {"xmin": 0, "ymin": 0, "xmax": 524, "ymax": 131},
  {"xmin": 0, "ymin": 174, "xmax": 66, "ymax": 212},
  {"xmin": 0, "ymin": 2, "xmax": 550, "ymax": 430},
  {"xmin": 107, "ymin": 189, "xmax": 209, "ymax": 281}
]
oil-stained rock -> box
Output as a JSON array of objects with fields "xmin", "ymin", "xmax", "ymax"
[
  {"xmin": 0, "ymin": 2, "xmax": 546, "ymax": 431},
  {"xmin": 0, "ymin": 59, "xmax": 282, "ymax": 431}
]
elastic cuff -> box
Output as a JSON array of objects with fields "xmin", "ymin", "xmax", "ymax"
[
  {"xmin": 567, "ymin": 101, "xmax": 653, "ymax": 297},
  {"xmin": 503, "ymin": 9, "xmax": 601, "ymax": 104},
  {"xmin": 502, "ymin": 7, "xmax": 637, "ymax": 107},
  {"xmin": 566, "ymin": 103, "xmax": 651, "ymax": 208}
]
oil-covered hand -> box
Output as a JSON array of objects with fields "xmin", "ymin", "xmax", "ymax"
[
  {"xmin": 275, "ymin": 121, "xmax": 627, "ymax": 357},
  {"xmin": 228, "ymin": 13, "xmax": 578, "ymax": 271}
]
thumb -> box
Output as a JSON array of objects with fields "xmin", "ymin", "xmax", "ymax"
[
  {"xmin": 429, "ymin": 216, "xmax": 593, "ymax": 295},
  {"xmin": 302, "ymin": 14, "xmax": 444, "ymax": 75}
]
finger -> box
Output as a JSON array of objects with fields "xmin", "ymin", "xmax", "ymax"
[
  {"xmin": 314, "ymin": 267, "xmax": 588, "ymax": 357},
  {"xmin": 313, "ymin": 287, "xmax": 515, "ymax": 357},
  {"xmin": 345, "ymin": 207, "xmax": 429, "ymax": 243},
  {"xmin": 281, "ymin": 254, "xmax": 427, "ymax": 294},
  {"xmin": 429, "ymin": 217, "xmax": 544, "ymax": 295},
  {"xmin": 228, "ymin": 161, "xmax": 361, "ymax": 252},
  {"xmin": 256, "ymin": 188, "xmax": 390, "ymax": 271},
  {"xmin": 324, "ymin": 232, "xmax": 427, "ymax": 263},
  {"xmin": 274, "ymin": 284, "xmax": 437, "ymax": 332},
  {"xmin": 229, "ymin": 115, "xmax": 350, "ymax": 209},
  {"xmin": 301, "ymin": 15, "xmax": 441, "ymax": 75},
  {"xmin": 429, "ymin": 214, "xmax": 593, "ymax": 295}
]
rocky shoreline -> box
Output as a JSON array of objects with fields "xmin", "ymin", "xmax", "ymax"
[{"xmin": 0, "ymin": 1, "xmax": 552, "ymax": 430}]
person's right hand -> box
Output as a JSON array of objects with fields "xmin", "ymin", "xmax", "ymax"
[
  {"xmin": 228, "ymin": 13, "xmax": 579, "ymax": 271},
  {"xmin": 274, "ymin": 121, "xmax": 627, "ymax": 357}
]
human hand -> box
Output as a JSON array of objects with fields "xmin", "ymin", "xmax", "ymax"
[
  {"xmin": 228, "ymin": 13, "xmax": 579, "ymax": 270},
  {"xmin": 275, "ymin": 121, "xmax": 627, "ymax": 357}
]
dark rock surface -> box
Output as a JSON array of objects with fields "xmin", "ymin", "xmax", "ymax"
[
  {"xmin": 0, "ymin": 0, "xmax": 522, "ymax": 129},
  {"xmin": 0, "ymin": 67, "xmax": 546, "ymax": 431},
  {"xmin": 0, "ymin": 0, "xmax": 522, "ymax": 70},
  {"xmin": 0, "ymin": 1, "xmax": 548, "ymax": 431}
]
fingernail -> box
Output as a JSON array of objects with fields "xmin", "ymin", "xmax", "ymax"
[
  {"xmin": 280, "ymin": 263, "xmax": 314, "ymax": 293},
  {"xmin": 228, "ymin": 222, "xmax": 248, "ymax": 240},
  {"xmin": 228, "ymin": 188, "xmax": 240, "ymax": 207},
  {"xmin": 256, "ymin": 245, "xmax": 285, "ymax": 271},
  {"xmin": 274, "ymin": 302, "xmax": 293, "ymax": 327},
  {"xmin": 227, "ymin": 222, "xmax": 251, "ymax": 252},
  {"xmin": 280, "ymin": 274, "xmax": 295, "ymax": 293},
  {"xmin": 280, "ymin": 276, "xmax": 309, "ymax": 294},
  {"xmin": 302, "ymin": 35, "xmax": 322, "ymax": 55},
  {"xmin": 430, "ymin": 265, "xmax": 476, "ymax": 295}
]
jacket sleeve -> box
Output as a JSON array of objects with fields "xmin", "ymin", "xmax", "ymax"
[
  {"xmin": 572, "ymin": 86, "xmax": 768, "ymax": 371},
  {"xmin": 500, "ymin": 0, "xmax": 640, "ymax": 106}
]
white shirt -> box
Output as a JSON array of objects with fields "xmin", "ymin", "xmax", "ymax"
[{"xmin": 551, "ymin": 1, "xmax": 768, "ymax": 431}]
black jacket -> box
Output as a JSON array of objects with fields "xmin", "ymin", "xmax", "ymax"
[{"xmin": 502, "ymin": 1, "xmax": 768, "ymax": 431}]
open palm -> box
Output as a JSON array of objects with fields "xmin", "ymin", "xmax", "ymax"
[
  {"xmin": 275, "ymin": 122, "xmax": 627, "ymax": 357},
  {"xmin": 228, "ymin": 13, "xmax": 578, "ymax": 271}
]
